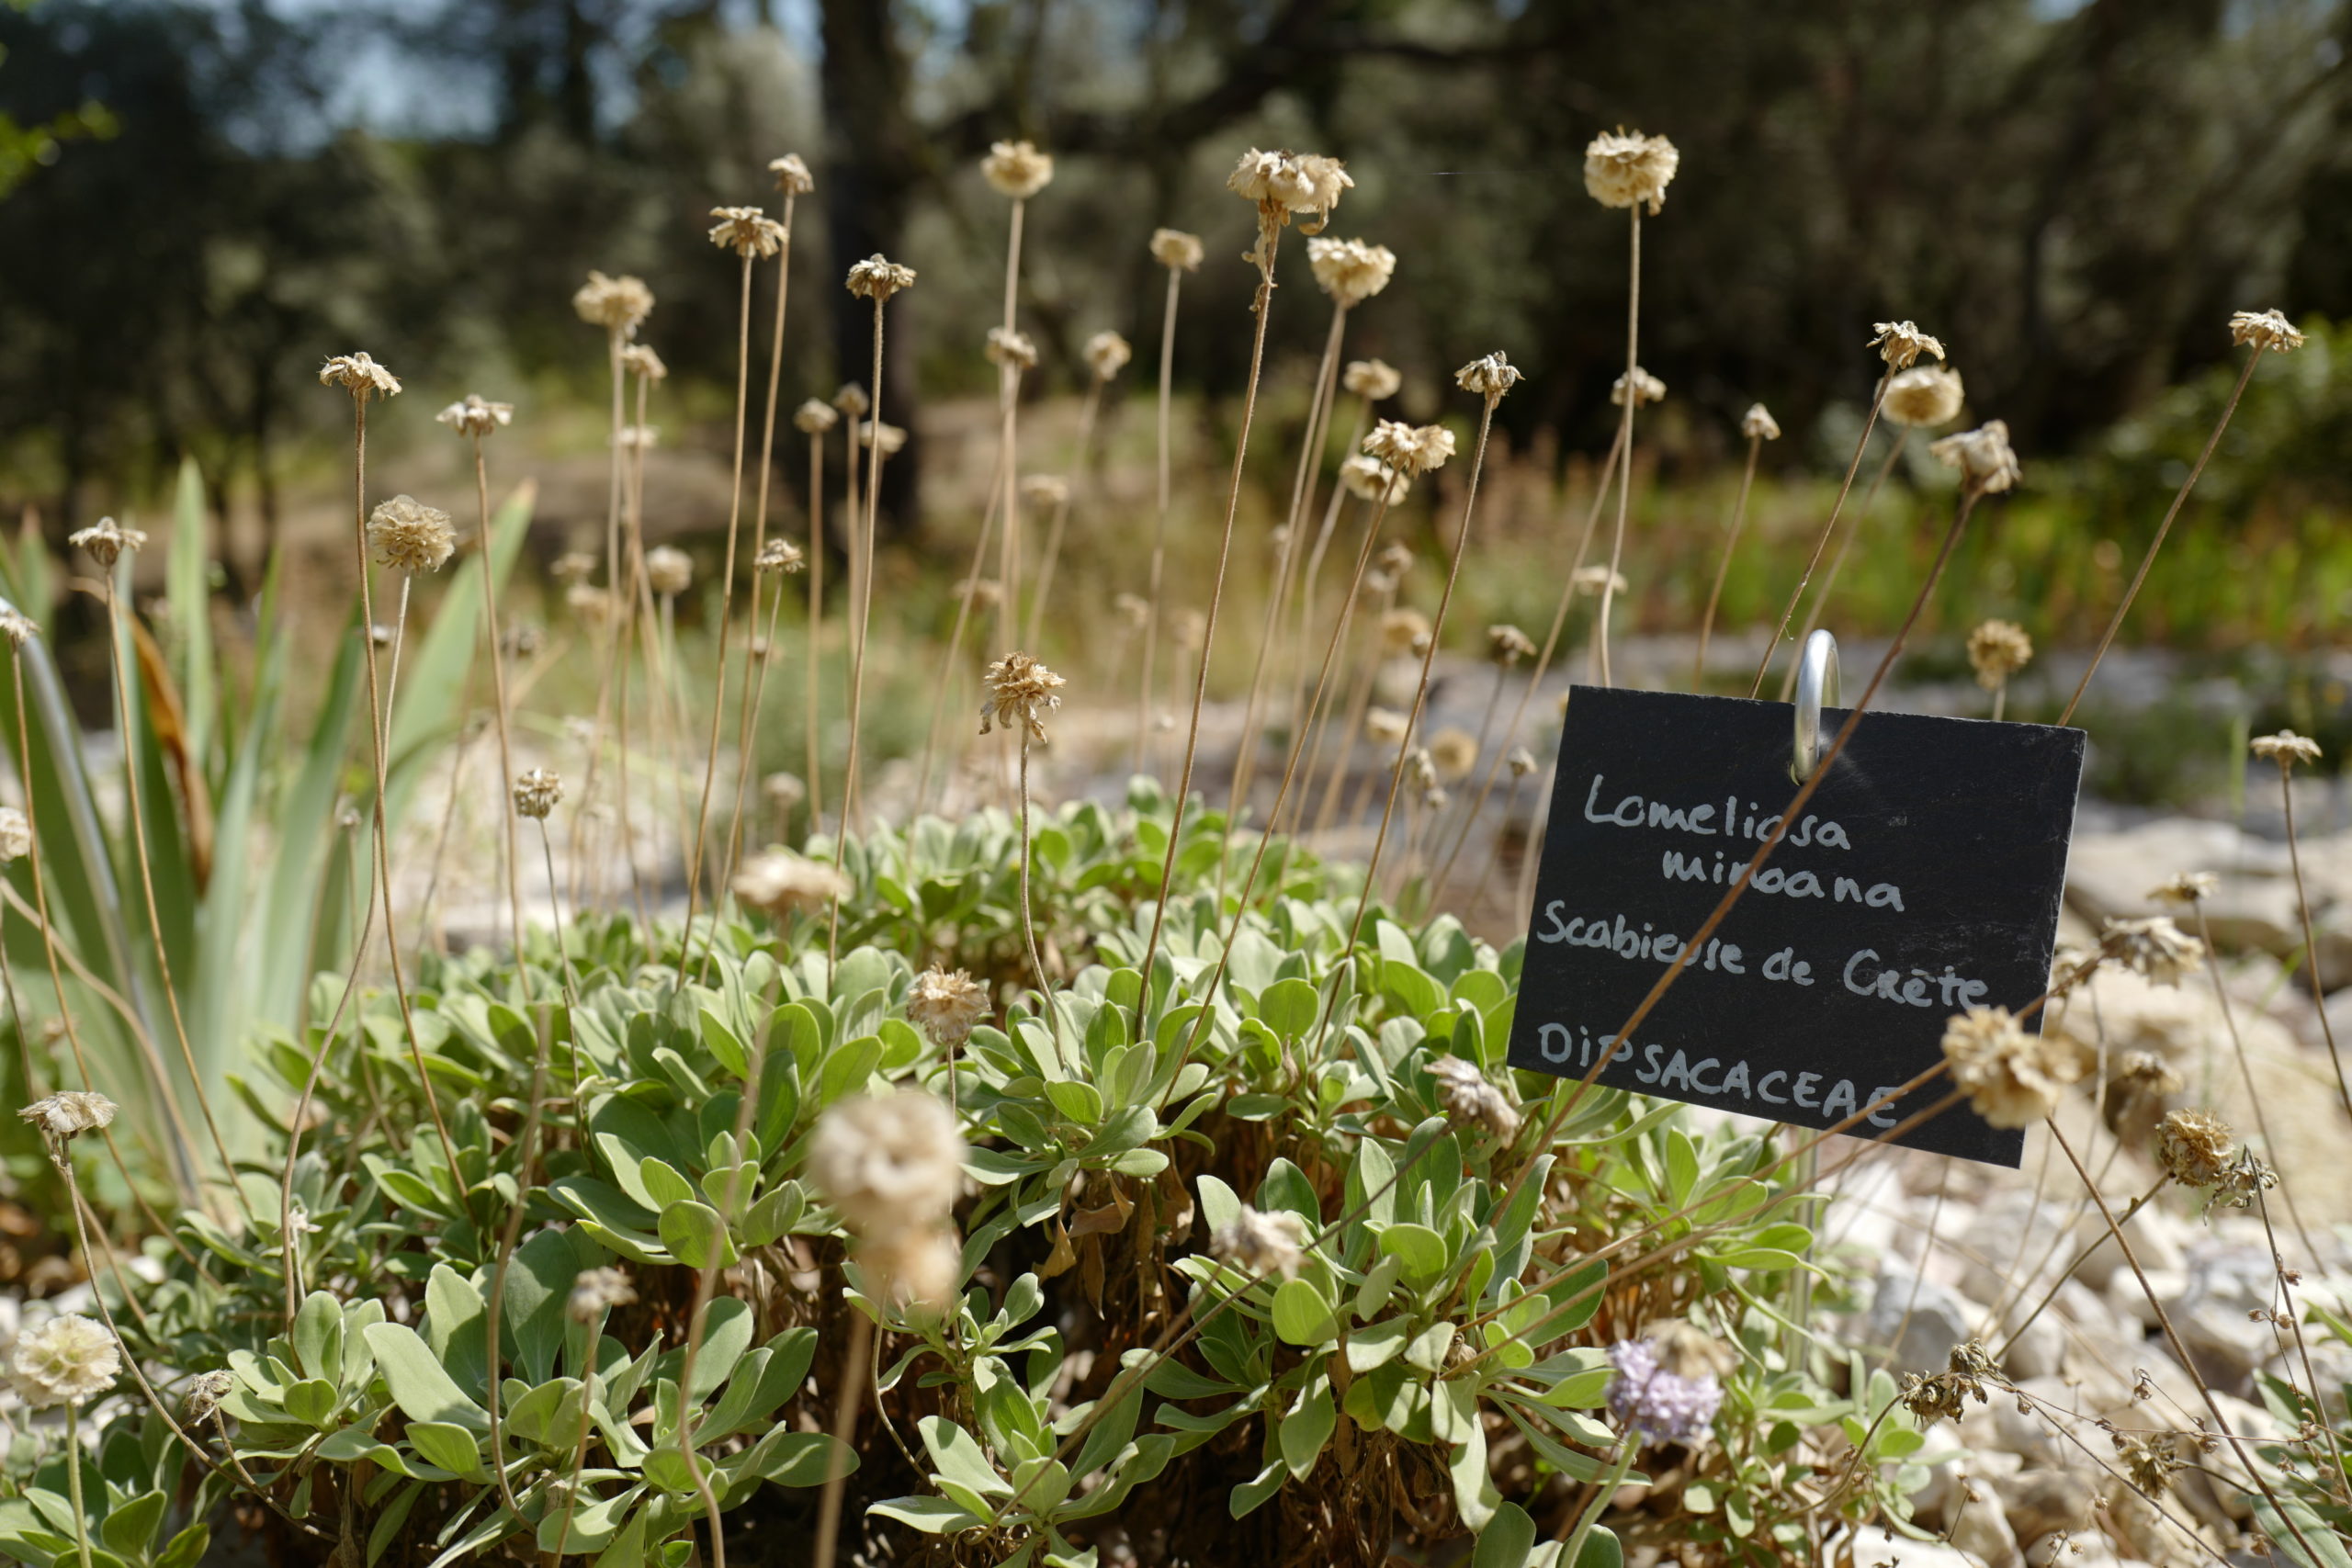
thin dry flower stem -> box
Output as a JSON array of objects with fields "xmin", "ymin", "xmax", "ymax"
[
  {"xmin": 676, "ymin": 252, "xmax": 758, "ymax": 983},
  {"xmin": 1750, "ymin": 371, "xmax": 1893, "ymax": 696},
  {"xmin": 616, "ymin": 371, "xmax": 659, "ymax": 931},
  {"xmin": 728, "ymin": 192, "xmax": 799, "ymax": 870},
  {"xmin": 811, "ymin": 1312, "xmax": 874, "ymax": 1568},
  {"xmin": 914, "ymin": 415, "xmax": 1013, "ymax": 810},
  {"xmin": 1134, "ymin": 265, "xmax": 1182, "ymax": 775},
  {"xmin": 2190, "ymin": 899, "xmax": 2321, "ymax": 1260},
  {"xmin": 726, "ymin": 563, "xmax": 796, "ymax": 880},
  {"xmin": 481, "ymin": 1007, "xmax": 555, "ymax": 1526},
  {"xmin": 1283, "ymin": 395, "xmax": 1374, "ymax": 761},
  {"xmin": 1427, "ymin": 660, "xmax": 1514, "ymax": 898},
  {"xmin": 1778, "ymin": 437, "xmax": 1905, "ymax": 703},
  {"xmin": 1996, "ymin": 1179, "xmax": 2161, "ymax": 1359},
  {"xmin": 96, "ymin": 570, "xmax": 250, "ymax": 1221},
  {"xmin": 1131, "ymin": 218, "xmax": 1283, "ymax": 1036},
  {"xmin": 827, "ymin": 296, "xmax": 890, "ymax": 964},
  {"xmin": 2249, "ymin": 1184, "xmax": 2352, "ymax": 1506},
  {"xmin": 536, "ymin": 820, "xmax": 581, "ymax": 1012},
  {"xmin": 2041, "ymin": 1116, "xmax": 2322, "ymax": 1551},
  {"xmin": 471, "ymin": 437, "xmax": 526, "ymax": 948},
  {"xmin": 806, "ymin": 431, "xmax": 827, "ymax": 825},
  {"xmin": 2060, "ymin": 347, "xmax": 2265, "ymax": 725},
  {"xmin": 995, "ymin": 197, "xmax": 1028, "ymax": 648},
  {"xmin": 2275, "ymin": 761, "xmax": 2352, "ymax": 1121},
  {"xmin": 1692, "ymin": 430, "xmax": 1765, "ymax": 687},
  {"xmin": 548, "ymin": 1302, "xmax": 613, "ymax": 1562},
  {"xmin": 1288, "ymin": 507, "xmax": 1384, "ymax": 838},
  {"xmin": 569, "ymin": 324, "xmax": 629, "ymax": 906},
  {"xmin": 1306, "ymin": 564, "xmax": 1393, "ymax": 837},
  {"xmin": 1595, "ymin": 207, "xmax": 1641, "ymax": 688},
  {"xmin": 1024, "ymin": 378, "xmax": 1103, "ymax": 649}
]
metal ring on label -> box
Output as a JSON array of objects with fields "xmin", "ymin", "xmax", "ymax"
[{"xmin": 1792, "ymin": 628, "xmax": 1840, "ymax": 781}]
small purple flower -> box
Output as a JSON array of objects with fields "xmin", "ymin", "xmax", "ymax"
[{"xmin": 1605, "ymin": 1337, "xmax": 1722, "ymax": 1446}]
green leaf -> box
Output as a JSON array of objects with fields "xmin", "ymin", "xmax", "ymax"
[
  {"xmin": 1195, "ymin": 1175, "xmax": 1242, "ymax": 1238},
  {"xmin": 1378, "ymin": 1223, "xmax": 1449, "ymax": 1282},
  {"xmin": 870, "ymin": 1497, "xmax": 985, "ymax": 1535},
  {"xmin": 1272, "ymin": 1279, "xmax": 1338, "ymax": 1346},
  {"xmin": 684, "ymin": 1298, "xmax": 753, "ymax": 1403},
  {"xmin": 1258, "ymin": 977, "xmax": 1319, "ymax": 1040},
  {"xmin": 920, "ymin": 1416, "xmax": 1012, "ymax": 1498},
  {"xmin": 1346, "ymin": 1318, "xmax": 1409, "ymax": 1372},
  {"xmin": 1045, "ymin": 1079, "xmax": 1103, "ymax": 1125},
  {"xmin": 732, "ymin": 1430, "xmax": 853, "ymax": 1488},
  {"xmin": 406, "ymin": 1422, "xmax": 486, "ymax": 1480},
  {"xmin": 658, "ymin": 1201, "xmax": 737, "ymax": 1270},
  {"xmin": 1472, "ymin": 1501, "xmax": 1537, "ymax": 1568},
  {"xmin": 98, "ymin": 1491, "xmax": 164, "ymax": 1558},
  {"xmin": 294, "ymin": 1290, "xmax": 345, "ymax": 1384},
  {"xmin": 1572, "ymin": 1525, "xmax": 1623, "ymax": 1568},
  {"xmin": 361, "ymin": 1322, "xmax": 489, "ymax": 1432},
  {"xmin": 156, "ymin": 1522, "xmax": 211, "ymax": 1568}
]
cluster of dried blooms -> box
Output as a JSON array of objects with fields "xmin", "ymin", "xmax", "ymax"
[
  {"xmin": 6, "ymin": 1314, "xmax": 119, "ymax": 1408},
  {"xmin": 1209, "ymin": 1203, "xmax": 1312, "ymax": 1281},
  {"xmin": 1883, "ymin": 366, "xmax": 1965, "ymax": 429},
  {"xmin": 1940, "ymin": 1005, "xmax": 2083, "ymax": 1128},
  {"xmin": 1427, "ymin": 1055, "xmax": 1520, "ymax": 1140},
  {"xmin": 809, "ymin": 1090, "xmax": 967, "ymax": 1309},
  {"xmin": 367, "ymin": 496, "xmax": 457, "ymax": 575},
  {"xmin": 1930, "ymin": 420, "xmax": 2022, "ymax": 495},
  {"xmin": 1966, "ymin": 620, "xmax": 2033, "ymax": 688},
  {"xmin": 979, "ymin": 651, "xmax": 1066, "ymax": 744},
  {"xmin": 1582, "ymin": 128, "xmax": 1679, "ymax": 214},
  {"xmin": 1611, "ymin": 367, "xmax": 1667, "ymax": 408},
  {"xmin": 19, "ymin": 1089, "xmax": 117, "ymax": 1142},
  {"xmin": 1306, "ymin": 237, "xmax": 1397, "ymax": 308},
  {"xmin": 730, "ymin": 850, "xmax": 852, "ymax": 918},
  {"xmin": 513, "ymin": 768, "xmax": 563, "ymax": 820}
]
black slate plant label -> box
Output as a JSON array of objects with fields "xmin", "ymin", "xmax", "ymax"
[{"xmin": 1505, "ymin": 686, "xmax": 2085, "ymax": 1167}]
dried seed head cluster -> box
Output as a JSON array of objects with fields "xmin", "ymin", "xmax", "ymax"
[
  {"xmin": 1365, "ymin": 708, "xmax": 1409, "ymax": 743},
  {"xmin": 2102, "ymin": 1050, "xmax": 2184, "ymax": 1135},
  {"xmin": 1611, "ymin": 367, "xmax": 1667, "ymax": 408},
  {"xmin": 2148, "ymin": 871, "xmax": 2217, "ymax": 907},
  {"xmin": 755, "ymin": 537, "xmax": 805, "ymax": 574},
  {"xmin": 793, "ymin": 398, "xmax": 839, "ymax": 434},
  {"xmin": 1114, "ymin": 592, "xmax": 1149, "ymax": 628},
  {"xmin": 1487, "ymin": 624, "xmax": 1537, "ymax": 666},
  {"xmin": 551, "ymin": 550, "xmax": 597, "ymax": 583},
  {"xmin": 1583, "ymin": 128, "xmax": 1679, "ymax": 215},
  {"xmin": 1966, "ymin": 619, "xmax": 2033, "ymax": 689},
  {"xmin": 980, "ymin": 651, "xmax": 1067, "ymax": 743},
  {"xmin": 1342, "ymin": 358, "xmax": 1401, "ymax": 400},
  {"xmin": 182, "ymin": 1369, "xmax": 234, "ymax": 1424},
  {"xmin": 513, "ymin": 768, "xmax": 563, "ymax": 819},
  {"xmin": 769, "ymin": 152, "xmax": 814, "ymax": 196},
  {"xmin": 908, "ymin": 966, "xmax": 989, "ymax": 1051},
  {"xmin": 832, "ymin": 383, "xmax": 870, "ymax": 418},
  {"xmin": 20, "ymin": 1090, "xmax": 117, "ymax": 1141},
  {"xmin": 846, "ymin": 254, "xmax": 917, "ymax": 302},
  {"xmin": 6, "ymin": 1313, "xmax": 119, "ymax": 1407},
  {"xmin": 1227, "ymin": 148, "xmax": 1353, "ymax": 231},
  {"xmin": 980, "ymin": 139, "xmax": 1054, "ymax": 199},
  {"xmin": 1455, "ymin": 351, "xmax": 1521, "ymax": 400},
  {"xmin": 0, "ymin": 606, "xmax": 34, "ymax": 647},
  {"xmin": 708, "ymin": 206, "xmax": 786, "ymax": 257},
  {"xmin": 1606, "ymin": 1333, "xmax": 1722, "ymax": 1445},
  {"xmin": 985, "ymin": 326, "xmax": 1038, "ymax": 371},
  {"xmin": 1362, "ymin": 420, "xmax": 1456, "ymax": 476},
  {"xmin": 2250, "ymin": 729, "xmax": 2322, "ymax": 769},
  {"xmin": 436, "ymin": 394, "xmax": 514, "ymax": 437},
  {"xmin": 1573, "ymin": 565, "xmax": 1629, "ymax": 596},
  {"xmin": 763, "ymin": 772, "xmax": 806, "ymax": 810},
  {"xmin": 69, "ymin": 517, "xmax": 147, "ymax": 570},
  {"xmin": 2102, "ymin": 915, "xmax": 2203, "ymax": 987},
  {"xmin": 1339, "ymin": 454, "xmax": 1409, "ymax": 504},
  {"xmin": 1869, "ymin": 321, "xmax": 1946, "ymax": 371},
  {"xmin": 367, "ymin": 495, "xmax": 457, "ymax": 575},
  {"xmin": 2114, "ymin": 1430, "xmax": 2183, "ymax": 1495},
  {"xmin": 1306, "ymin": 237, "xmax": 1396, "ymax": 308},
  {"xmin": 1883, "ymin": 366, "xmax": 1966, "ymax": 429},
  {"xmin": 809, "ymin": 1090, "xmax": 966, "ymax": 1238},
  {"xmin": 319, "ymin": 351, "xmax": 402, "ymax": 400},
  {"xmin": 1379, "ymin": 607, "xmax": 1432, "ymax": 655},
  {"xmin": 1506, "ymin": 746, "xmax": 1538, "ymax": 778},
  {"xmin": 861, "ymin": 421, "xmax": 908, "ymax": 457},
  {"xmin": 1085, "ymin": 330, "xmax": 1133, "ymax": 381},
  {"xmin": 2155, "ymin": 1109, "xmax": 2235, "ymax": 1189},
  {"xmin": 1428, "ymin": 1055, "xmax": 1520, "ymax": 1139},
  {"xmin": 1430, "ymin": 728, "xmax": 1479, "ymax": 780},
  {"xmin": 645, "ymin": 546, "xmax": 693, "ymax": 597},
  {"xmin": 572, "ymin": 272, "xmax": 653, "ymax": 336},
  {"xmin": 1209, "ymin": 1203, "xmax": 1311, "ymax": 1280},
  {"xmin": 732, "ymin": 850, "xmax": 852, "ymax": 918},
  {"xmin": 1020, "ymin": 474, "xmax": 1069, "ymax": 508},
  {"xmin": 1900, "ymin": 1340, "xmax": 2000, "ymax": 1427},
  {"xmin": 622, "ymin": 344, "xmax": 668, "ymax": 382},
  {"xmin": 1740, "ymin": 402, "xmax": 1781, "ymax": 441},
  {"xmin": 0, "ymin": 806, "xmax": 28, "ymax": 863},
  {"xmin": 1149, "ymin": 228, "xmax": 1204, "ymax": 272},
  {"xmin": 1930, "ymin": 420, "xmax": 2021, "ymax": 495},
  {"xmin": 2229, "ymin": 309, "xmax": 2304, "ymax": 353},
  {"xmin": 1941, "ymin": 1006, "xmax": 2083, "ymax": 1128},
  {"xmin": 567, "ymin": 1266, "xmax": 637, "ymax": 1323}
]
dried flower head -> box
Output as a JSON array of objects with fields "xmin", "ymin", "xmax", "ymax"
[
  {"xmin": 1883, "ymin": 366, "xmax": 1965, "ymax": 429},
  {"xmin": 181, "ymin": 1369, "xmax": 234, "ymax": 1424},
  {"xmin": 832, "ymin": 383, "xmax": 870, "ymax": 418},
  {"xmin": 645, "ymin": 546, "xmax": 693, "ymax": 597},
  {"xmin": 1428, "ymin": 1055, "xmax": 1519, "ymax": 1139},
  {"xmin": 1361, "ymin": 420, "xmax": 1455, "ymax": 476},
  {"xmin": 1339, "ymin": 455, "xmax": 1409, "ymax": 504},
  {"xmin": 1929, "ymin": 420, "xmax": 2021, "ymax": 495},
  {"xmin": 615, "ymin": 423, "xmax": 659, "ymax": 451},
  {"xmin": 1611, "ymin": 367, "xmax": 1667, "ymax": 408},
  {"xmin": 621, "ymin": 344, "xmax": 667, "ymax": 382},
  {"xmin": 1375, "ymin": 542, "xmax": 1415, "ymax": 578},
  {"xmin": 2102, "ymin": 916, "xmax": 2203, "ymax": 987},
  {"xmin": 763, "ymin": 773, "xmax": 805, "ymax": 813},
  {"xmin": 2114, "ymin": 1430, "xmax": 2182, "ymax": 1495},
  {"xmin": 1573, "ymin": 564, "xmax": 1629, "ymax": 597},
  {"xmin": 1209, "ymin": 1203, "xmax": 1312, "ymax": 1280},
  {"xmin": 1507, "ymin": 746, "xmax": 1538, "ymax": 778},
  {"xmin": 69, "ymin": 517, "xmax": 147, "ymax": 570},
  {"xmin": 367, "ymin": 496, "xmax": 457, "ymax": 575},
  {"xmin": 564, "ymin": 584, "xmax": 611, "ymax": 626},
  {"xmin": 1407, "ymin": 748, "xmax": 1438, "ymax": 791},
  {"xmin": 1083, "ymin": 329, "xmax": 1133, "ymax": 382},
  {"xmin": 1869, "ymin": 321, "xmax": 1946, "ymax": 371},
  {"xmin": 2251, "ymin": 730, "xmax": 2322, "ymax": 769},
  {"xmin": 1020, "ymin": 474, "xmax": 1069, "ymax": 508},
  {"xmin": 908, "ymin": 966, "xmax": 989, "ymax": 1051},
  {"xmin": 551, "ymin": 550, "xmax": 597, "ymax": 584},
  {"xmin": 1966, "ymin": 620, "xmax": 2032, "ymax": 689},
  {"xmin": 1429, "ymin": 728, "xmax": 1479, "ymax": 780},
  {"xmin": 1606, "ymin": 1335, "xmax": 1721, "ymax": 1445},
  {"xmin": 319, "ymin": 352, "xmax": 401, "ymax": 400},
  {"xmin": 502, "ymin": 623, "xmax": 544, "ymax": 661},
  {"xmin": 1342, "ymin": 358, "xmax": 1402, "ymax": 400},
  {"xmin": 1740, "ymin": 403, "xmax": 1781, "ymax": 441},
  {"xmin": 572, "ymin": 272, "xmax": 653, "ymax": 336},
  {"xmin": 809, "ymin": 1090, "xmax": 966, "ymax": 1236},
  {"xmin": 794, "ymin": 398, "xmax": 839, "ymax": 435},
  {"xmin": 770, "ymin": 152, "xmax": 814, "ymax": 196},
  {"xmin": 959, "ymin": 578, "xmax": 1004, "ymax": 610},
  {"xmin": 1379, "ymin": 607, "xmax": 1431, "ymax": 655},
  {"xmin": 2211, "ymin": 1148, "xmax": 2280, "ymax": 1211},
  {"xmin": 2155, "ymin": 1109, "xmax": 2234, "ymax": 1189},
  {"xmin": 513, "ymin": 768, "xmax": 563, "ymax": 820},
  {"xmin": 980, "ymin": 139, "xmax": 1054, "ymax": 199},
  {"xmin": 1306, "ymin": 237, "xmax": 1396, "ymax": 308},
  {"xmin": 1364, "ymin": 707, "xmax": 1409, "ymax": 744},
  {"xmin": 0, "ymin": 607, "xmax": 35, "ymax": 648},
  {"xmin": 1456, "ymin": 351, "xmax": 1521, "ymax": 400},
  {"xmin": 732, "ymin": 850, "xmax": 852, "ymax": 918},
  {"xmin": 846, "ymin": 254, "xmax": 917, "ymax": 302},
  {"xmin": 863, "ymin": 1229, "xmax": 962, "ymax": 1314},
  {"xmin": 1227, "ymin": 148, "xmax": 1352, "ymax": 231},
  {"xmin": 1149, "ymin": 228, "xmax": 1205, "ymax": 272},
  {"xmin": 1114, "ymin": 592, "xmax": 1149, "ymax": 628},
  {"xmin": 2102, "ymin": 1050, "xmax": 2184, "ymax": 1135},
  {"xmin": 860, "ymin": 421, "xmax": 908, "ymax": 457},
  {"xmin": 980, "ymin": 650, "xmax": 1066, "ymax": 743},
  {"xmin": 7, "ymin": 1314, "xmax": 119, "ymax": 1407},
  {"xmin": 2148, "ymin": 871, "xmax": 2217, "ymax": 908},
  {"xmin": 0, "ymin": 806, "xmax": 27, "ymax": 863},
  {"xmin": 985, "ymin": 326, "xmax": 1038, "ymax": 371},
  {"xmin": 756, "ymin": 537, "xmax": 805, "ymax": 574},
  {"xmin": 436, "ymin": 394, "xmax": 514, "ymax": 438},
  {"xmin": 1941, "ymin": 1006, "xmax": 2083, "ymax": 1129},
  {"xmin": 1488, "ymin": 624, "xmax": 1537, "ymax": 666},
  {"xmin": 1900, "ymin": 1342, "xmax": 1997, "ymax": 1427},
  {"xmin": 20, "ymin": 1090, "xmax": 116, "ymax": 1141},
  {"xmin": 567, "ymin": 1267, "xmax": 636, "ymax": 1322},
  {"xmin": 2229, "ymin": 309, "xmax": 2304, "ymax": 354},
  {"xmin": 1583, "ymin": 129, "xmax": 1679, "ymax": 215}
]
